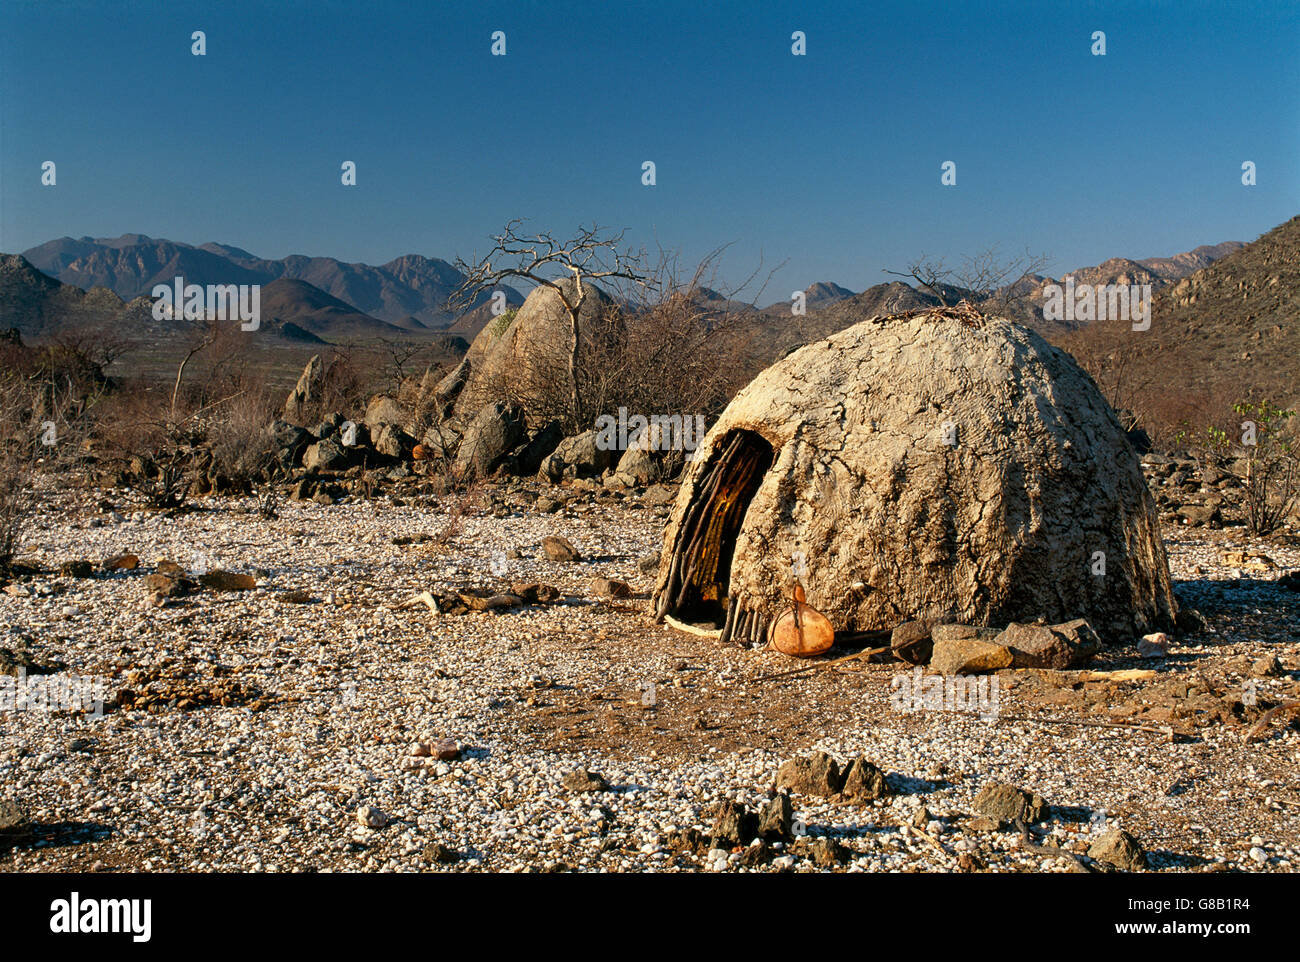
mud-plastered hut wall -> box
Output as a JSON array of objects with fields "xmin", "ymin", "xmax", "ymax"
[{"xmin": 651, "ymin": 312, "xmax": 1178, "ymax": 645}]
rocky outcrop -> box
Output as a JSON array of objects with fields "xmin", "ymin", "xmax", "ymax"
[
  {"xmin": 283, "ymin": 355, "xmax": 323, "ymax": 424},
  {"xmin": 450, "ymin": 279, "xmax": 618, "ymax": 422},
  {"xmin": 454, "ymin": 401, "xmax": 526, "ymax": 478},
  {"xmin": 538, "ymin": 430, "xmax": 615, "ymax": 481}
]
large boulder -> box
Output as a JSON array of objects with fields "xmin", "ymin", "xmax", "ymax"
[
  {"xmin": 373, "ymin": 423, "xmax": 414, "ymax": 460},
  {"xmin": 283, "ymin": 354, "xmax": 323, "ymax": 424},
  {"xmin": 538, "ymin": 430, "xmax": 615, "ymax": 481},
  {"xmin": 364, "ymin": 395, "xmax": 406, "ymax": 432},
  {"xmin": 652, "ymin": 311, "xmax": 1178, "ymax": 644},
  {"xmin": 450, "ymin": 279, "xmax": 619, "ymax": 422},
  {"xmin": 455, "ymin": 401, "xmax": 527, "ymax": 478},
  {"xmin": 303, "ymin": 437, "xmax": 352, "ymax": 472},
  {"xmin": 509, "ymin": 421, "xmax": 565, "ymax": 476},
  {"xmin": 267, "ymin": 420, "xmax": 313, "ymax": 470}
]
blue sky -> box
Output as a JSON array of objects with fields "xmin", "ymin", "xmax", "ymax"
[{"xmin": 2, "ymin": 0, "xmax": 1297, "ymax": 298}]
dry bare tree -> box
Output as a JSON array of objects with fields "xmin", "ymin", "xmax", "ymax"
[
  {"xmin": 885, "ymin": 247, "xmax": 1051, "ymax": 316},
  {"xmin": 451, "ymin": 219, "xmax": 654, "ymax": 430}
]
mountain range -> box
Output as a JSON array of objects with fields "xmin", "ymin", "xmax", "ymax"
[
  {"xmin": 21, "ymin": 234, "xmax": 524, "ymax": 329},
  {"xmin": 6, "ymin": 227, "xmax": 1286, "ymax": 435}
]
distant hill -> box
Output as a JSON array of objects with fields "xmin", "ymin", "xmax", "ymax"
[
  {"xmin": 1060, "ymin": 216, "xmax": 1299, "ymax": 435},
  {"xmin": 1137, "ymin": 242, "xmax": 1245, "ymax": 280},
  {"xmin": 22, "ymin": 234, "xmax": 524, "ymax": 328},
  {"xmin": 257, "ymin": 278, "xmax": 407, "ymax": 338},
  {"xmin": 0, "ymin": 253, "xmax": 432, "ymax": 346},
  {"xmin": 760, "ymin": 280, "xmax": 855, "ymax": 314},
  {"xmin": 0, "ymin": 253, "xmax": 127, "ymax": 338},
  {"xmin": 21, "ymin": 236, "xmax": 269, "ymax": 303},
  {"xmin": 774, "ymin": 242, "xmax": 1245, "ymax": 344}
]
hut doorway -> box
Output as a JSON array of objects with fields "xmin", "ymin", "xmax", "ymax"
[{"xmin": 657, "ymin": 429, "xmax": 773, "ymax": 629}]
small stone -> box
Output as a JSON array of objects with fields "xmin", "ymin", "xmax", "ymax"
[
  {"xmin": 1087, "ymin": 828, "xmax": 1147, "ymax": 872},
  {"xmin": 1138, "ymin": 632, "xmax": 1171, "ymax": 658},
  {"xmin": 541, "ymin": 536, "xmax": 581, "ymax": 562},
  {"xmin": 1175, "ymin": 607, "xmax": 1208, "ymax": 634},
  {"xmin": 198, "ymin": 570, "xmax": 257, "ymax": 592},
  {"xmin": 511, "ymin": 582, "xmax": 561, "ymax": 604},
  {"xmin": 1249, "ymin": 847, "xmax": 1268, "ymax": 864},
  {"xmin": 757, "ymin": 794, "xmax": 793, "ymax": 842},
  {"xmin": 0, "ymin": 800, "xmax": 30, "ymax": 841},
  {"xmin": 709, "ymin": 800, "xmax": 758, "ymax": 848},
  {"xmin": 997, "ymin": 620, "xmax": 1100, "ymax": 669},
  {"xmin": 796, "ymin": 836, "xmax": 847, "ymax": 867},
  {"xmin": 839, "ymin": 756, "xmax": 890, "ymax": 800},
  {"xmin": 355, "ymin": 805, "xmax": 387, "ymax": 829},
  {"xmin": 775, "ymin": 751, "xmax": 843, "ymax": 797},
  {"xmin": 427, "ymin": 842, "xmax": 460, "ymax": 863},
  {"xmin": 430, "ymin": 738, "xmax": 460, "ymax": 761},
  {"xmin": 739, "ymin": 840, "xmax": 772, "ymax": 868},
  {"xmin": 890, "ymin": 621, "xmax": 932, "ymax": 665},
  {"xmin": 590, "ymin": 577, "xmax": 632, "ymax": 599},
  {"xmin": 1250, "ymin": 654, "xmax": 1282, "ymax": 678},
  {"xmin": 930, "ymin": 637, "xmax": 1014, "ymax": 675},
  {"xmin": 561, "ymin": 769, "xmax": 607, "ymax": 793},
  {"xmin": 972, "ymin": 783, "xmax": 1046, "ymax": 825}
]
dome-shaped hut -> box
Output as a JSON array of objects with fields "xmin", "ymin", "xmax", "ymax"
[{"xmin": 651, "ymin": 310, "xmax": 1177, "ymax": 646}]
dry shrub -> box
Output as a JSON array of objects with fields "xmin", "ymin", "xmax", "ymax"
[
  {"xmin": 0, "ymin": 343, "xmax": 101, "ymax": 568},
  {"xmin": 459, "ymin": 251, "xmax": 768, "ymax": 435},
  {"xmin": 204, "ymin": 383, "xmax": 279, "ymax": 480}
]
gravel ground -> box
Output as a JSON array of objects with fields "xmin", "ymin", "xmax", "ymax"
[{"xmin": 1, "ymin": 479, "xmax": 1298, "ymax": 873}]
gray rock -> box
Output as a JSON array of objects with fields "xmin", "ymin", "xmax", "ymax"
[
  {"xmin": 283, "ymin": 354, "xmax": 322, "ymax": 423},
  {"xmin": 642, "ymin": 483, "xmax": 677, "ymax": 506},
  {"xmin": 267, "ymin": 420, "xmax": 313, "ymax": 468},
  {"xmin": 795, "ymin": 836, "xmax": 848, "ymax": 867},
  {"xmin": 303, "ymin": 438, "xmax": 352, "ymax": 472},
  {"xmin": 590, "ymin": 577, "xmax": 632, "ymax": 599},
  {"xmin": 373, "ymin": 423, "xmax": 413, "ymax": 460},
  {"xmin": 930, "ymin": 637, "xmax": 1013, "ymax": 675},
  {"xmin": 511, "ymin": 421, "xmax": 564, "ymax": 477},
  {"xmin": 1250, "ymin": 654, "xmax": 1283, "ymax": 678},
  {"xmin": 739, "ymin": 840, "xmax": 773, "ymax": 867},
  {"xmin": 539, "ymin": 430, "xmax": 615, "ymax": 482},
  {"xmin": 424, "ymin": 841, "xmax": 461, "ymax": 864},
  {"xmin": 998, "ymin": 619, "xmax": 1100, "ymax": 669},
  {"xmin": 0, "ymin": 800, "xmax": 29, "ymax": 837},
  {"xmin": 364, "ymin": 395, "xmax": 406, "ymax": 431},
  {"xmin": 1175, "ymin": 607, "xmax": 1208, "ymax": 634},
  {"xmin": 560, "ymin": 769, "xmax": 607, "ymax": 793},
  {"xmin": 456, "ymin": 400, "xmax": 527, "ymax": 478},
  {"xmin": 449, "ymin": 279, "xmax": 619, "ymax": 421},
  {"xmin": 930, "ymin": 623, "xmax": 1000, "ymax": 644}
]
